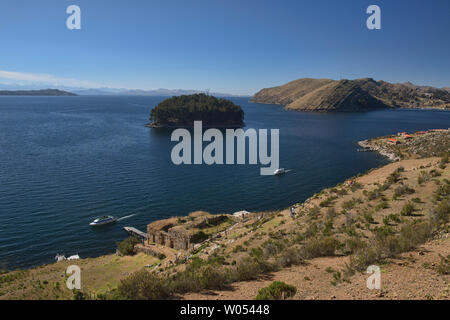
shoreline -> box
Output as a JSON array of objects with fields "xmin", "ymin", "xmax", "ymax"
[
  {"xmin": 357, "ymin": 139, "xmax": 400, "ymax": 162},
  {"xmin": 6, "ymin": 129, "xmax": 447, "ymax": 271},
  {"xmin": 2, "ymin": 154, "xmax": 448, "ymax": 300},
  {"xmin": 146, "ymin": 122, "xmax": 245, "ymax": 129},
  {"xmin": 249, "ymin": 98, "xmax": 450, "ymax": 112}
]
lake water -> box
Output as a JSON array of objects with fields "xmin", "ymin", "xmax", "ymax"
[{"xmin": 0, "ymin": 96, "xmax": 449, "ymax": 269}]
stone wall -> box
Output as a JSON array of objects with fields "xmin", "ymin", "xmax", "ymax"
[{"xmin": 147, "ymin": 228, "xmax": 191, "ymax": 250}]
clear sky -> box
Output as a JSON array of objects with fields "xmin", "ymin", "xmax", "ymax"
[{"xmin": 0, "ymin": 0, "xmax": 449, "ymax": 95}]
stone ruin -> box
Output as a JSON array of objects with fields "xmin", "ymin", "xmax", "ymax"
[{"xmin": 146, "ymin": 211, "xmax": 232, "ymax": 251}]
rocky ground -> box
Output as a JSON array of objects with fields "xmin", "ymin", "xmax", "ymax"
[{"xmin": 184, "ymin": 237, "xmax": 449, "ymax": 300}]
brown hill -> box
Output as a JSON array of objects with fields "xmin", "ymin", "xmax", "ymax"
[{"xmin": 251, "ymin": 78, "xmax": 450, "ymax": 112}]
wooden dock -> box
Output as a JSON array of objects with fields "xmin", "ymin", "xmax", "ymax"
[{"xmin": 123, "ymin": 227, "xmax": 148, "ymax": 241}]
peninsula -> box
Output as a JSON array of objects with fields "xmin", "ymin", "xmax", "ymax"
[
  {"xmin": 251, "ymin": 78, "xmax": 450, "ymax": 112},
  {"xmin": 0, "ymin": 89, "xmax": 77, "ymax": 96}
]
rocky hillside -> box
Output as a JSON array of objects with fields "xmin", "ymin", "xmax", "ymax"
[{"xmin": 251, "ymin": 78, "xmax": 450, "ymax": 112}]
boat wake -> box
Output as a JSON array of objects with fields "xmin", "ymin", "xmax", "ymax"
[{"xmin": 117, "ymin": 214, "xmax": 137, "ymax": 221}]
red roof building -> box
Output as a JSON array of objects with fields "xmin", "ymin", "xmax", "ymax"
[{"xmin": 389, "ymin": 138, "xmax": 400, "ymax": 144}]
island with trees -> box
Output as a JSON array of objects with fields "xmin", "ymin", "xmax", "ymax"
[{"xmin": 147, "ymin": 94, "xmax": 244, "ymax": 128}]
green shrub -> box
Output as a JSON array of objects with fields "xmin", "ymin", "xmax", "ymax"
[
  {"xmin": 344, "ymin": 237, "xmax": 367, "ymax": 254},
  {"xmin": 233, "ymin": 245, "xmax": 246, "ymax": 253},
  {"xmin": 351, "ymin": 182, "xmax": 363, "ymax": 192},
  {"xmin": 374, "ymin": 201, "xmax": 389, "ymax": 212},
  {"xmin": 342, "ymin": 200, "xmax": 356, "ymax": 210},
  {"xmin": 400, "ymin": 202, "xmax": 415, "ymax": 216},
  {"xmin": 231, "ymin": 257, "xmax": 276, "ymax": 282},
  {"xmin": 411, "ymin": 197, "xmax": 422, "ymax": 203},
  {"xmin": 394, "ymin": 185, "xmax": 415, "ymax": 197},
  {"xmin": 118, "ymin": 270, "xmax": 171, "ymax": 300},
  {"xmin": 276, "ymin": 247, "xmax": 304, "ymax": 268},
  {"xmin": 418, "ymin": 171, "xmax": 431, "ymax": 184},
  {"xmin": 301, "ymin": 236, "xmax": 340, "ymax": 259},
  {"xmin": 367, "ymin": 188, "xmax": 383, "ymax": 201},
  {"xmin": 434, "ymin": 184, "xmax": 450, "ymax": 201},
  {"xmin": 116, "ymin": 237, "xmax": 140, "ymax": 256},
  {"xmin": 255, "ymin": 281, "xmax": 297, "ymax": 300},
  {"xmin": 436, "ymin": 255, "xmax": 450, "ymax": 275},
  {"xmin": 431, "ymin": 200, "xmax": 449, "ymax": 224},
  {"xmin": 320, "ymin": 196, "xmax": 337, "ymax": 208},
  {"xmin": 363, "ymin": 212, "xmax": 375, "ymax": 224}
]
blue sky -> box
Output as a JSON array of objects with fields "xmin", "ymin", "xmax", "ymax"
[{"xmin": 0, "ymin": 0, "xmax": 449, "ymax": 95}]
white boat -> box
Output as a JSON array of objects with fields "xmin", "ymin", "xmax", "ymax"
[
  {"xmin": 89, "ymin": 215, "xmax": 117, "ymax": 226},
  {"xmin": 274, "ymin": 168, "xmax": 285, "ymax": 176}
]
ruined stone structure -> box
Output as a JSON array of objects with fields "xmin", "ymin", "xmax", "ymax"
[
  {"xmin": 147, "ymin": 217, "xmax": 193, "ymax": 250},
  {"xmin": 145, "ymin": 211, "xmax": 233, "ymax": 251}
]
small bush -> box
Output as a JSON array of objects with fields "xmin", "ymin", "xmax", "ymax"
[
  {"xmin": 231, "ymin": 257, "xmax": 277, "ymax": 282},
  {"xmin": 344, "ymin": 237, "xmax": 367, "ymax": 254},
  {"xmin": 276, "ymin": 247, "xmax": 304, "ymax": 268},
  {"xmin": 394, "ymin": 185, "xmax": 415, "ymax": 197},
  {"xmin": 374, "ymin": 201, "xmax": 389, "ymax": 212},
  {"xmin": 118, "ymin": 270, "xmax": 171, "ymax": 300},
  {"xmin": 233, "ymin": 245, "xmax": 246, "ymax": 253},
  {"xmin": 301, "ymin": 236, "xmax": 340, "ymax": 259},
  {"xmin": 418, "ymin": 171, "xmax": 431, "ymax": 185},
  {"xmin": 320, "ymin": 196, "xmax": 337, "ymax": 208},
  {"xmin": 342, "ymin": 200, "xmax": 356, "ymax": 210},
  {"xmin": 431, "ymin": 200, "xmax": 449, "ymax": 224},
  {"xmin": 367, "ymin": 188, "xmax": 383, "ymax": 201},
  {"xmin": 400, "ymin": 202, "xmax": 415, "ymax": 216},
  {"xmin": 255, "ymin": 281, "xmax": 297, "ymax": 300},
  {"xmin": 411, "ymin": 197, "xmax": 422, "ymax": 203},
  {"xmin": 117, "ymin": 237, "xmax": 140, "ymax": 256},
  {"xmin": 351, "ymin": 182, "xmax": 363, "ymax": 192},
  {"xmin": 436, "ymin": 255, "xmax": 450, "ymax": 275},
  {"xmin": 363, "ymin": 212, "xmax": 375, "ymax": 224}
]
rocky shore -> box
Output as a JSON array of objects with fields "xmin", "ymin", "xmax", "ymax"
[
  {"xmin": 357, "ymin": 139, "xmax": 401, "ymax": 161},
  {"xmin": 358, "ymin": 129, "xmax": 449, "ymax": 162}
]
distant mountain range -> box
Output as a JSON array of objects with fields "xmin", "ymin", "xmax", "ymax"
[
  {"xmin": 251, "ymin": 78, "xmax": 450, "ymax": 112},
  {"xmin": 0, "ymin": 83, "xmax": 243, "ymax": 97},
  {"xmin": 0, "ymin": 89, "xmax": 76, "ymax": 96}
]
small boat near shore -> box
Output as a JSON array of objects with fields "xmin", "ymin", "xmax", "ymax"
[
  {"xmin": 89, "ymin": 215, "xmax": 117, "ymax": 226},
  {"xmin": 274, "ymin": 168, "xmax": 285, "ymax": 176}
]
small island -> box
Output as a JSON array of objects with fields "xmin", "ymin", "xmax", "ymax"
[
  {"xmin": 0, "ymin": 89, "xmax": 77, "ymax": 96},
  {"xmin": 147, "ymin": 94, "xmax": 244, "ymax": 128}
]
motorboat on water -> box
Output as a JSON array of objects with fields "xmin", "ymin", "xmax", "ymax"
[
  {"xmin": 274, "ymin": 168, "xmax": 285, "ymax": 176},
  {"xmin": 89, "ymin": 215, "xmax": 117, "ymax": 226}
]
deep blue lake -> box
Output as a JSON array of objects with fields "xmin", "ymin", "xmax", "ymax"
[{"xmin": 0, "ymin": 96, "xmax": 449, "ymax": 269}]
